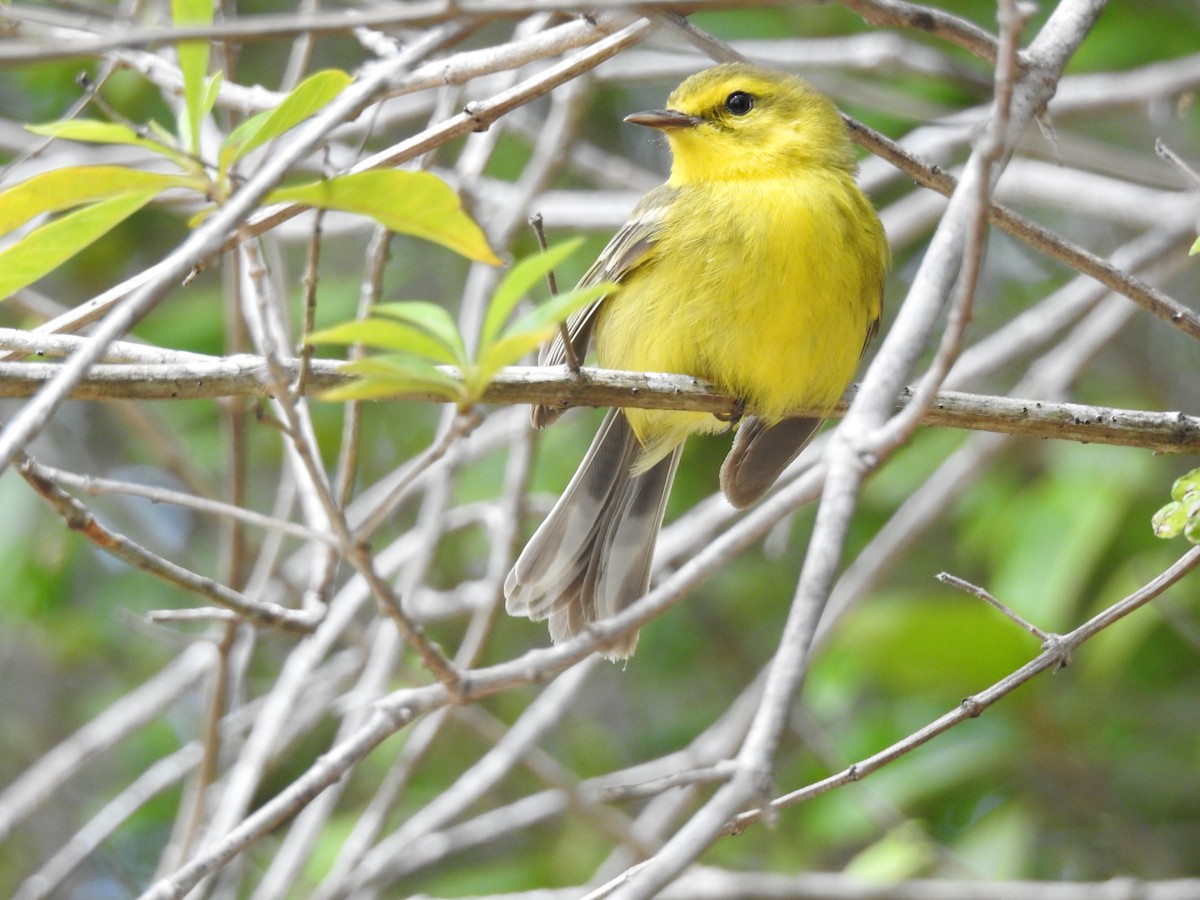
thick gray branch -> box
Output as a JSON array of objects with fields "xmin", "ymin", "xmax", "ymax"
[{"xmin": 0, "ymin": 359, "xmax": 1195, "ymax": 454}]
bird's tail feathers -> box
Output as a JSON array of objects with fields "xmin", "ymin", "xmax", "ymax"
[{"xmin": 505, "ymin": 410, "xmax": 680, "ymax": 660}]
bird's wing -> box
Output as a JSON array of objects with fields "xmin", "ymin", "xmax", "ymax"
[
  {"xmin": 531, "ymin": 187, "xmax": 675, "ymax": 427},
  {"xmin": 720, "ymin": 277, "xmax": 886, "ymax": 508}
]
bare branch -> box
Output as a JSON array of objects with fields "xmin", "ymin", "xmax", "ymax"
[
  {"xmin": 1, "ymin": 358, "xmax": 1196, "ymax": 453},
  {"xmin": 0, "ymin": 644, "xmax": 214, "ymax": 844},
  {"xmin": 839, "ymin": 0, "xmax": 1003, "ymax": 64},
  {"xmin": 16, "ymin": 455, "xmax": 319, "ymax": 633},
  {"xmin": 729, "ymin": 545, "xmax": 1200, "ymax": 831}
]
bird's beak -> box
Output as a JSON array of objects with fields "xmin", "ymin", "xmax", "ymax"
[{"xmin": 624, "ymin": 108, "xmax": 702, "ymax": 130}]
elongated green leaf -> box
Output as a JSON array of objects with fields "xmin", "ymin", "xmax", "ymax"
[
  {"xmin": 324, "ymin": 355, "xmax": 464, "ymax": 403},
  {"xmin": 29, "ymin": 119, "xmax": 148, "ymax": 144},
  {"xmin": 481, "ymin": 238, "xmax": 584, "ymax": 348},
  {"xmin": 475, "ymin": 283, "xmax": 614, "ymax": 387},
  {"xmin": 370, "ymin": 301, "xmax": 467, "ymax": 365},
  {"xmin": 202, "ymin": 72, "xmax": 224, "ymax": 123},
  {"xmin": 0, "ymin": 167, "xmax": 191, "ymax": 237},
  {"xmin": 0, "ymin": 190, "xmax": 159, "ymax": 299},
  {"xmin": 173, "ymin": 0, "xmax": 214, "ymax": 155},
  {"xmin": 267, "ymin": 170, "xmax": 501, "ymax": 265},
  {"xmin": 503, "ymin": 281, "xmax": 615, "ymax": 343},
  {"xmin": 221, "ymin": 70, "xmax": 352, "ymax": 171},
  {"xmin": 27, "ymin": 120, "xmax": 191, "ymax": 167},
  {"xmin": 307, "ymin": 318, "xmax": 459, "ymax": 364},
  {"xmin": 1190, "ymin": 235, "xmax": 1200, "ymax": 256},
  {"xmin": 321, "ymin": 380, "xmax": 419, "ymax": 401},
  {"xmin": 473, "ymin": 333, "xmax": 553, "ymax": 392}
]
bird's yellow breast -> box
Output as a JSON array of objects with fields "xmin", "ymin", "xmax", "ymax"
[{"xmin": 594, "ymin": 171, "xmax": 885, "ymax": 467}]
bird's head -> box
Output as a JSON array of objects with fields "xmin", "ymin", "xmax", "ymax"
[{"xmin": 625, "ymin": 63, "xmax": 856, "ymax": 184}]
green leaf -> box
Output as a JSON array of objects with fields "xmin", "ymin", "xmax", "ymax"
[
  {"xmin": 0, "ymin": 189, "xmax": 159, "ymax": 299},
  {"xmin": 307, "ymin": 318, "xmax": 460, "ymax": 365},
  {"xmin": 172, "ymin": 0, "xmax": 214, "ymax": 155},
  {"xmin": 1190, "ymin": 235, "xmax": 1200, "ymax": 256},
  {"xmin": 0, "ymin": 166, "xmax": 191, "ymax": 237},
  {"xmin": 324, "ymin": 355, "xmax": 464, "ymax": 403},
  {"xmin": 1151, "ymin": 501, "xmax": 1187, "ymax": 539},
  {"xmin": 266, "ymin": 170, "xmax": 501, "ymax": 265},
  {"xmin": 472, "ymin": 333, "xmax": 551, "ymax": 391},
  {"xmin": 202, "ymin": 72, "xmax": 224, "ymax": 123},
  {"xmin": 480, "ymin": 238, "xmax": 584, "ymax": 349},
  {"xmin": 1184, "ymin": 513, "xmax": 1200, "ymax": 545},
  {"xmin": 475, "ymin": 282, "xmax": 613, "ymax": 386},
  {"xmin": 26, "ymin": 120, "xmax": 191, "ymax": 167},
  {"xmin": 1169, "ymin": 467, "xmax": 1200, "ymax": 501},
  {"xmin": 370, "ymin": 301, "xmax": 467, "ymax": 365},
  {"xmin": 1154, "ymin": 467, "xmax": 1200, "ymax": 542},
  {"xmin": 220, "ymin": 70, "xmax": 352, "ymax": 171},
  {"xmin": 503, "ymin": 282, "xmax": 613, "ymax": 345}
]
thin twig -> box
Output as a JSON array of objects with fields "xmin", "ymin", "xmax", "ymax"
[
  {"xmin": 146, "ymin": 608, "xmax": 242, "ymax": 625},
  {"xmin": 16, "ymin": 454, "xmax": 317, "ymax": 634},
  {"xmin": 729, "ymin": 545, "xmax": 1200, "ymax": 832},
  {"xmin": 14, "ymin": 744, "xmax": 206, "ymax": 900},
  {"xmin": 293, "ymin": 207, "xmax": 325, "ymax": 401},
  {"xmin": 0, "ymin": 0, "xmax": 764, "ymax": 65},
  {"xmin": 29, "ymin": 461, "xmax": 335, "ymax": 544},
  {"xmin": 353, "ymin": 408, "xmax": 484, "ymax": 541},
  {"xmin": 175, "ymin": 622, "xmax": 239, "ymax": 863},
  {"xmin": 530, "ymin": 212, "xmax": 581, "ymax": 371},
  {"xmin": 644, "ymin": 10, "xmax": 745, "ymax": 64},
  {"xmin": 937, "ymin": 572, "xmax": 1051, "ymax": 643},
  {"xmin": 838, "ymin": 0, "xmax": 1004, "ymax": 64},
  {"xmin": 843, "ymin": 115, "xmax": 1200, "ymax": 344},
  {"xmin": 1155, "ymin": 139, "xmax": 1200, "ymax": 189},
  {"xmin": 870, "ymin": 0, "xmax": 1031, "ymax": 454},
  {"xmin": 0, "ymin": 643, "xmax": 215, "ymax": 844},
  {"xmin": 239, "ymin": 234, "xmax": 464, "ymax": 690}
]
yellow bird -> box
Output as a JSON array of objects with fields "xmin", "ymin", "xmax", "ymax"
[{"xmin": 505, "ymin": 63, "xmax": 888, "ymax": 658}]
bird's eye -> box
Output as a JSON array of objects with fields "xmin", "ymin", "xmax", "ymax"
[{"xmin": 725, "ymin": 91, "xmax": 754, "ymax": 116}]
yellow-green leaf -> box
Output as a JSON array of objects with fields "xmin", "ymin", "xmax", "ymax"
[
  {"xmin": 267, "ymin": 170, "xmax": 501, "ymax": 265},
  {"xmin": 481, "ymin": 238, "xmax": 584, "ymax": 348},
  {"xmin": 1190, "ymin": 235, "xmax": 1200, "ymax": 256},
  {"xmin": 173, "ymin": 0, "xmax": 214, "ymax": 155},
  {"xmin": 1184, "ymin": 513, "xmax": 1200, "ymax": 544},
  {"xmin": 307, "ymin": 318, "xmax": 459, "ymax": 365},
  {"xmin": 0, "ymin": 189, "xmax": 159, "ymax": 299},
  {"xmin": 0, "ymin": 166, "xmax": 192, "ymax": 237},
  {"xmin": 1152, "ymin": 500, "xmax": 1188, "ymax": 539},
  {"xmin": 27, "ymin": 121, "xmax": 191, "ymax": 168},
  {"xmin": 1170, "ymin": 467, "xmax": 1200, "ymax": 501},
  {"xmin": 324, "ymin": 355, "xmax": 464, "ymax": 403},
  {"xmin": 221, "ymin": 70, "xmax": 353, "ymax": 171},
  {"xmin": 370, "ymin": 301, "xmax": 467, "ymax": 364},
  {"xmin": 202, "ymin": 72, "xmax": 224, "ymax": 123},
  {"xmin": 502, "ymin": 282, "xmax": 613, "ymax": 347},
  {"xmin": 474, "ymin": 331, "xmax": 553, "ymax": 389},
  {"xmin": 475, "ymin": 282, "xmax": 613, "ymax": 386}
]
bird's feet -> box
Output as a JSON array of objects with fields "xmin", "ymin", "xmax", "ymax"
[{"xmin": 715, "ymin": 396, "xmax": 746, "ymax": 427}]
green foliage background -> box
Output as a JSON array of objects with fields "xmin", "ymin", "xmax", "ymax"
[{"xmin": 0, "ymin": 1, "xmax": 1198, "ymax": 897}]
